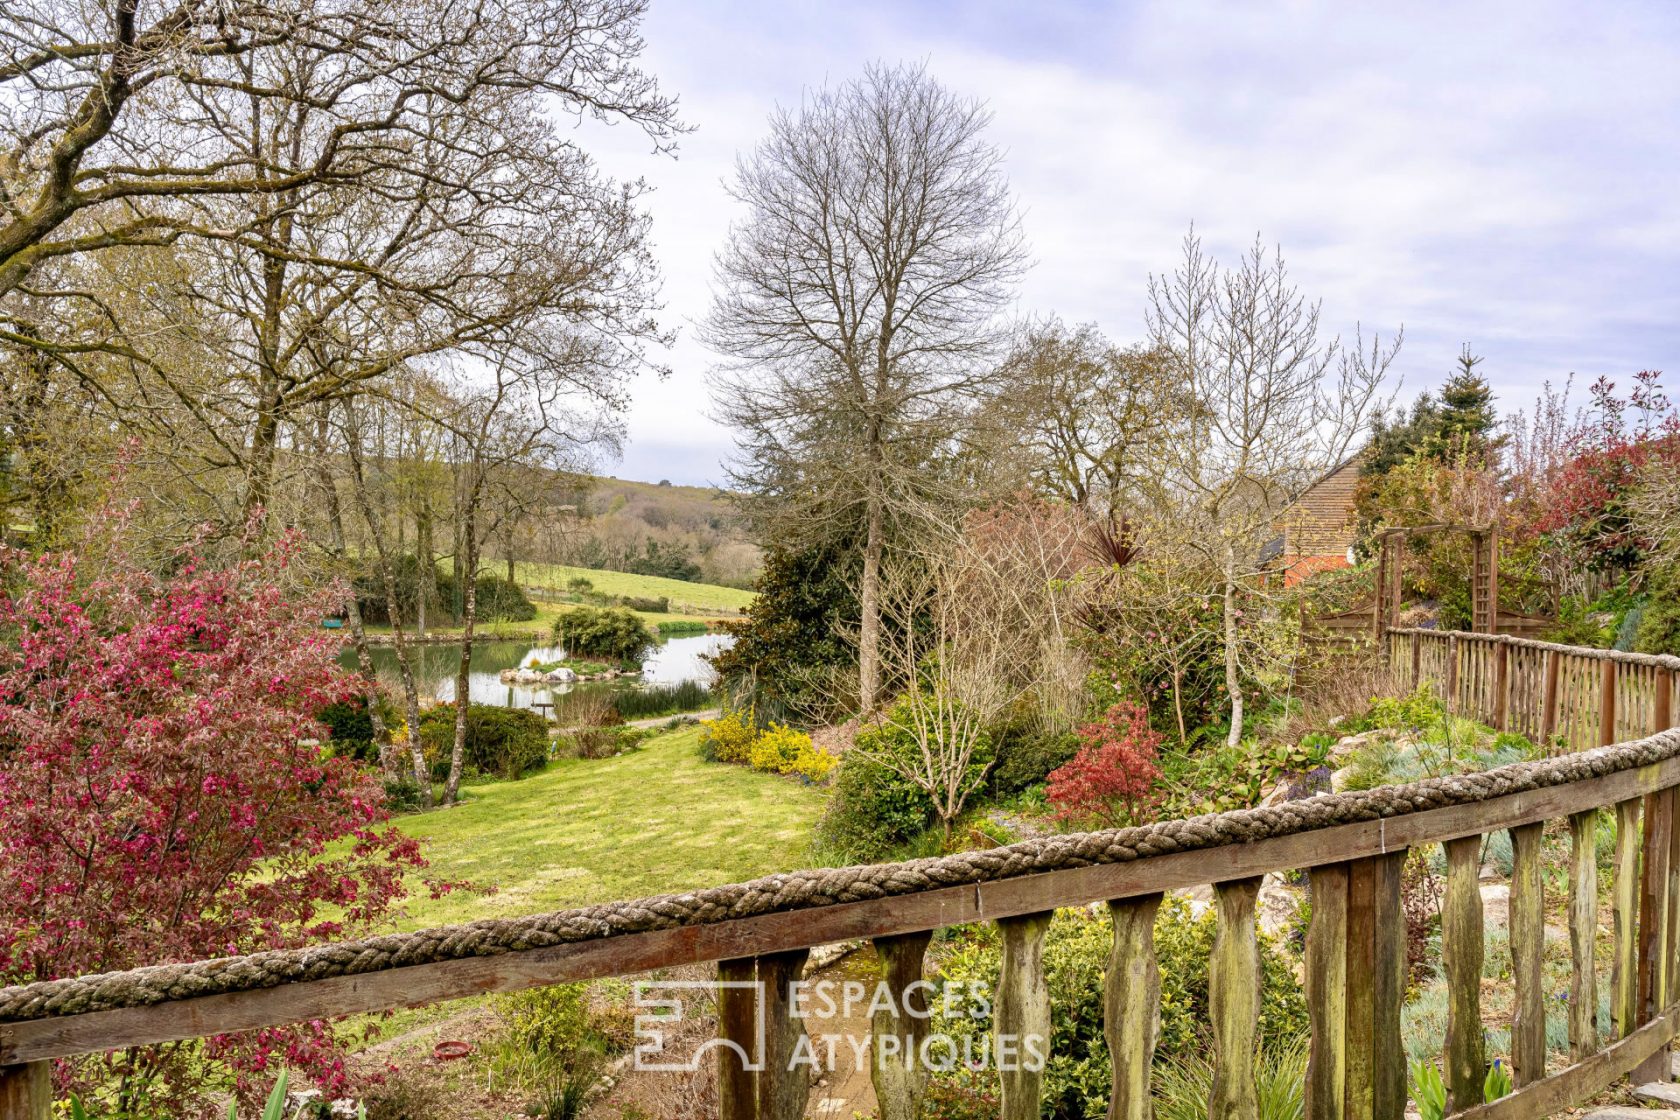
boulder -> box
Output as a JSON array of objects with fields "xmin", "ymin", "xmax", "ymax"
[
  {"xmin": 514, "ymin": 668, "xmax": 545, "ymax": 684},
  {"xmin": 545, "ymin": 667, "xmax": 577, "ymax": 683}
]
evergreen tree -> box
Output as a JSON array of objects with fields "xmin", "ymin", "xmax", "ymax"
[{"xmin": 1433, "ymin": 345, "xmax": 1501, "ymax": 453}]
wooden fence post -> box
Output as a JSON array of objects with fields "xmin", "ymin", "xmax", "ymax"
[
  {"xmin": 996, "ymin": 912, "xmax": 1053, "ymax": 1120},
  {"xmin": 716, "ymin": 957, "xmax": 759, "ymax": 1120},
  {"xmin": 1601, "ymin": 659, "xmax": 1620, "ymax": 748},
  {"xmin": 1342, "ymin": 855, "xmax": 1407, "ymax": 1120},
  {"xmin": 1657, "ymin": 667, "xmax": 1675, "ymax": 733},
  {"xmin": 871, "ymin": 931, "xmax": 933, "ymax": 1120},
  {"xmin": 1509, "ymin": 822, "xmax": 1545, "ymax": 1086},
  {"xmin": 1568, "ymin": 810, "xmax": 1600, "ymax": 1062},
  {"xmin": 1635, "ymin": 791, "xmax": 1675, "ymax": 1084},
  {"xmin": 1307, "ymin": 866, "xmax": 1350, "ymax": 1120},
  {"xmin": 1493, "ymin": 641, "xmax": 1512, "ymax": 733},
  {"xmin": 1447, "ymin": 636, "xmax": 1461, "ymax": 714},
  {"xmin": 0, "ymin": 1063, "xmax": 48, "ymax": 1120},
  {"xmin": 1411, "ymin": 632, "xmax": 1423, "ymax": 692},
  {"xmin": 1442, "ymin": 836, "xmax": 1486, "ymax": 1113},
  {"xmin": 1106, "ymin": 895, "xmax": 1163, "ymax": 1120},
  {"xmin": 758, "ymin": 949, "xmax": 811, "ymax": 1120},
  {"xmin": 1542, "ymin": 651, "xmax": 1562, "ymax": 746},
  {"xmin": 1613, "ymin": 798, "xmax": 1643, "ymax": 1039},
  {"xmin": 1210, "ymin": 878, "xmax": 1263, "ymax": 1120}
]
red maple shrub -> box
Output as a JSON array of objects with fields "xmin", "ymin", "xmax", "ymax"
[
  {"xmin": 0, "ymin": 511, "xmax": 436, "ymax": 1111},
  {"xmin": 1045, "ymin": 701, "xmax": 1164, "ymax": 828}
]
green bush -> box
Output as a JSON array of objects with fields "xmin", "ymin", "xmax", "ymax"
[
  {"xmin": 989, "ymin": 726, "xmax": 1080, "ymax": 796},
  {"xmin": 552, "ymin": 606, "xmax": 656, "ymax": 664},
  {"xmin": 418, "ymin": 703, "xmax": 550, "ymax": 780},
  {"xmin": 381, "ymin": 776, "xmax": 425, "ymax": 812},
  {"xmin": 815, "ymin": 710, "xmax": 952, "ymax": 861},
  {"xmin": 354, "ymin": 555, "xmax": 536, "ymax": 625},
  {"xmin": 616, "ymin": 594, "xmax": 669, "ymax": 613},
  {"xmin": 1636, "ymin": 568, "xmax": 1680, "ymax": 656},
  {"xmin": 473, "ymin": 573, "xmax": 537, "ymax": 622},
  {"xmin": 1154, "ymin": 1039, "xmax": 1309, "ymax": 1120},
  {"xmin": 318, "ymin": 696, "xmax": 379, "ymax": 763},
  {"xmin": 656, "ymin": 619, "xmax": 710, "ymax": 635},
  {"xmin": 930, "ymin": 899, "xmax": 1308, "ymax": 1117}
]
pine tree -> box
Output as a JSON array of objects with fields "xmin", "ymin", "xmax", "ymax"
[{"xmin": 1434, "ymin": 345, "xmax": 1500, "ymax": 453}]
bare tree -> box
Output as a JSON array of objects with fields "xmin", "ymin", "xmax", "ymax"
[
  {"xmin": 1142, "ymin": 228, "xmax": 1399, "ymax": 746},
  {"xmin": 982, "ymin": 320, "xmax": 1180, "ymax": 521},
  {"xmin": 0, "ymin": 0, "xmax": 677, "ymax": 299},
  {"xmin": 860, "ymin": 544, "xmax": 1031, "ymax": 841},
  {"xmin": 705, "ymin": 61, "xmax": 1028, "ymax": 714}
]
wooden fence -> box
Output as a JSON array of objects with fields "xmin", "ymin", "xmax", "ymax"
[
  {"xmin": 1389, "ymin": 628, "xmax": 1680, "ymax": 754},
  {"xmin": 5, "ymin": 636, "xmax": 1680, "ymax": 1119}
]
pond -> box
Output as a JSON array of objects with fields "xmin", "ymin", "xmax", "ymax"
[{"xmin": 344, "ymin": 632, "xmax": 733, "ymax": 711}]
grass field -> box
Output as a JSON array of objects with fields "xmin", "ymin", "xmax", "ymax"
[
  {"xmin": 388, "ymin": 726, "xmax": 823, "ymax": 929},
  {"xmin": 358, "ymin": 563, "xmax": 755, "ymax": 638},
  {"xmin": 515, "ymin": 562, "xmax": 756, "ymax": 614}
]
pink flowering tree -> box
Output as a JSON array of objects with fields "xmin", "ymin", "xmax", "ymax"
[
  {"xmin": 1045, "ymin": 702, "xmax": 1164, "ymax": 829},
  {"xmin": 0, "ymin": 510, "xmax": 436, "ymax": 1112}
]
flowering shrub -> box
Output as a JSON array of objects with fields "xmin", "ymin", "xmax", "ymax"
[
  {"xmin": 1045, "ymin": 702, "xmax": 1164, "ymax": 828},
  {"xmin": 0, "ymin": 511, "xmax": 440, "ymax": 1111},
  {"xmin": 699, "ymin": 707, "xmax": 757, "ymax": 763},
  {"xmin": 747, "ymin": 723, "xmax": 837, "ymax": 782},
  {"xmin": 701, "ymin": 710, "xmax": 836, "ymax": 783}
]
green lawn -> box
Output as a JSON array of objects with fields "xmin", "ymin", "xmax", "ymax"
[
  {"xmin": 515, "ymin": 562, "xmax": 756, "ymax": 614},
  {"xmin": 388, "ymin": 726, "xmax": 824, "ymax": 929}
]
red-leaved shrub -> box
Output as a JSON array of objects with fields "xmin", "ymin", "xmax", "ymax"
[
  {"xmin": 0, "ymin": 510, "xmax": 440, "ymax": 1111},
  {"xmin": 1045, "ymin": 702, "xmax": 1163, "ymax": 828}
]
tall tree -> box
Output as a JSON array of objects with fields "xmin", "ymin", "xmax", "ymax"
[
  {"xmin": 705, "ymin": 62, "xmax": 1028, "ymax": 713},
  {"xmin": 1142, "ymin": 228, "xmax": 1399, "ymax": 746}
]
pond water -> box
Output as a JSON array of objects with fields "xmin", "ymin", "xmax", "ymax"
[{"xmin": 345, "ymin": 632, "xmax": 732, "ymax": 710}]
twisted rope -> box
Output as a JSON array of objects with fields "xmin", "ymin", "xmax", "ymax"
[{"xmin": 4, "ymin": 728, "xmax": 1678, "ymax": 1024}]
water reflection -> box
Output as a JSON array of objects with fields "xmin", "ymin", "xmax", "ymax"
[{"xmin": 346, "ymin": 632, "xmax": 732, "ymax": 710}]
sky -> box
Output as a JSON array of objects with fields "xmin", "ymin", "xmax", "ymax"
[{"xmin": 579, "ymin": 0, "xmax": 1680, "ymax": 487}]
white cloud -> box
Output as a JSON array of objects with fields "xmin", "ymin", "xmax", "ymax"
[{"xmin": 576, "ymin": 0, "xmax": 1680, "ymax": 484}]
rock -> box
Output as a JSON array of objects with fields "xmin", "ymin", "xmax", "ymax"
[
  {"xmin": 498, "ymin": 668, "xmax": 519, "ymax": 682},
  {"xmin": 514, "ymin": 668, "xmax": 545, "ymax": 684},
  {"xmin": 1480, "ymin": 882, "xmax": 1510, "ymax": 928},
  {"xmin": 545, "ymin": 667, "xmax": 577, "ymax": 682},
  {"xmin": 1256, "ymin": 873, "xmax": 1304, "ymax": 937}
]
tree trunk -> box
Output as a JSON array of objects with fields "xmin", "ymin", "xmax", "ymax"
[
  {"xmin": 1223, "ymin": 561, "xmax": 1244, "ymax": 750},
  {"xmin": 343, "ymin": 405, "xmax": 431, "ymax": 806},
  {"xmin": 416, "ymin": 505, "xmax": 434, "ymax": 637},
  {"xmin": 311, "ymin": 414, "xmax": 386, "ymax": 746},
  {"xmin": 858, "ymin": 482, "xmax": 885, "ymax": 713},
  {"xmin": 444, "ymin": 482, "xmax": 480, "ymax": 806}
]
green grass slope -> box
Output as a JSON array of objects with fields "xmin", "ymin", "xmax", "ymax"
[
  {"xmin": 390, "ymin": 727, "xmax": 821, "ymax": 929},
  {"xmin": 516, "ymin": 561, "xmax": 755, "ymax": 613}
]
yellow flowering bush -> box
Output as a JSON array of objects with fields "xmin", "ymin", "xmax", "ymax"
[
  {"xmin": 747, "ymin": 723, "xmax": 836, "ymax": 782},
  {"xmin": 699, "ymin": 706, "xmax": 757, "ymax": 763},
  {"xmin": 703, "ymin": 710, "xmax": 837, "ymax": 784}
]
